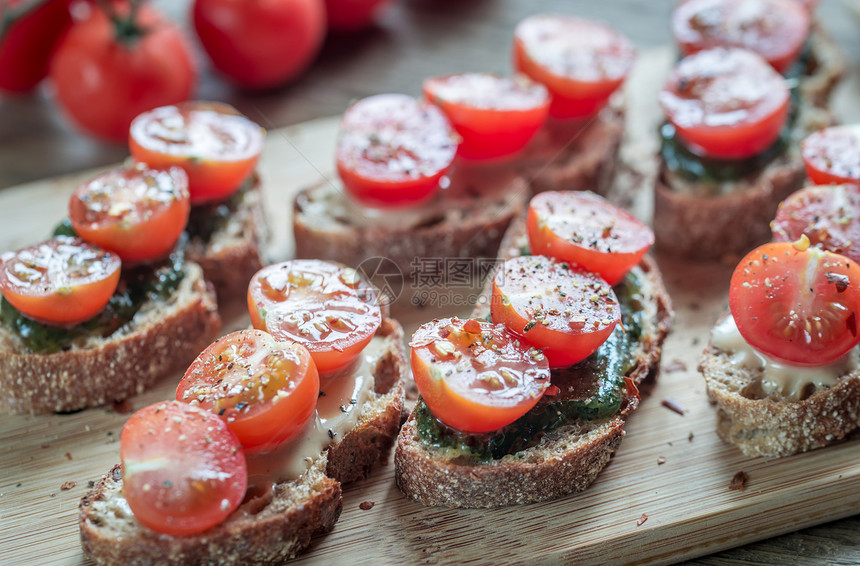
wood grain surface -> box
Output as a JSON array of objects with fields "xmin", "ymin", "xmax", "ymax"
[{"xmin": 1, "ymin": 46, "xmax": 860, "ymax": 565}]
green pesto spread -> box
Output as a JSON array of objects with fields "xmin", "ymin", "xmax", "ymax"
[
  {"xmin": 0, "ymin": 250, "xmax": 186, "ymax": 354},
  {"xmin": 185, "ymin": 176, "xmax": 254, "ymax": 243},
  {"xmin": 414, "ymin": 269, "xmax": 646, "ymax": 463}
]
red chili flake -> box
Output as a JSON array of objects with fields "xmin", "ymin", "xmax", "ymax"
[
  {"xmin": 359, "ymin": 501, "xmax": 375, "ymax": 510},
  {"xmin": 663, "ymin": 359, "xmax": 687, "ymax": 373},
  {"xmin": 624, "ymin": 376, "xmax": 640, "ymax": 400},
  {"xmin": 544, "ymin": 385, "xmax": 560, "ymax": 397},
  {"xmin": 636, "ymin": 513, "xmax": 648, "ymax": 526},
  {"xmin": 729, "ymin": 471, "xmax": 748, "ymax": 491},
  {"xmin": 60, "ymin": 481, "xmax": 76, "ymax": 491},
  {"xmin": 41, "ymin": 444, "xmax": 50, "ymax": 449},
  {"xmin": 657, "ymin": 457, "xmax": 666, "ymax": 465},
  {"xmin": 65, "ymin": 452, "xmax": 73, "ymax": 461},
  {"xmin": 661, "ymin": 398, "xmax": 686, "ymax": 416},
  {"xmin": 463, "ymin": 319, "xmax": 482, "ymax": 333}
]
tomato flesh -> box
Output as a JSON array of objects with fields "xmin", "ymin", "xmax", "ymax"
[
  {"xmin": 672, "ymin": 0, "xmax": 810, "ymax": 74},
  {"xmin": 491, "ymin": 255, "xmax": 620, "ymax": 368},
  {"xmin": 410, "ymin": 317, "xmax": 551, "ymax": 433},
  {"xmin": 526, "ymin": 191, "xmax": 653, "ymax": 286},
  {"xmin": 772, "ymin": 184, "xmax": 860, "ymax": 265},
  {"xmin": 335, "ymin": 93, "xmax": 458, "ymax": 208},
  {"xmin": 0, "ymin": 236, "xmax": 120, "ymax": 326},
  {"xmin": 800, "ymin": 125, "xmax": 860, "ymax": 186},
  {"xmin": 512, "ymin": 14, "xmax": 636, "ymax": 120},
  {"xmin": 49, "ymin": 3, "xmax": 196, "ymax": 142},
  {"xmin": 729, "ymin": 240, "xmax": 860, "ymax": 365},
  {"xmin": 248, "ymin": 260, "xmax": 382, "ymax": 374},
  {"xmin": 422, "ymin": 73, "xmax": 549, "ymax": 161},
  {"xmin": 660, "ymin": 47, "xmax": 790, "ymax": 160},
  {"xmin": 177, "ymin": 330, "xmax": 320, "ymax": 453},
  {"xmin": 129, "ymin": 101, "xmax": 265, "ymax": 204},
  {"xmin": 121, "ymin": 401, "xmax": 247, "ymax": 536},
  {"xmin": 69, "ymin": 163, "xmax": 190, "ymax": 263}
]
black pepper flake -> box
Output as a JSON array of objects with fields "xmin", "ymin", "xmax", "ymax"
[
  {"xmin": 235, "ymin": 402, "xmax": 248, "ymax": 412},
  {"xmin": 523, "ymin": 320, "xmax": 537, "ymax": 332},
  {"xmin": 163, "ymin": 480, "xmax": 172, "ymax": 488},
  {"xmin": 219, "ymin": 408, "xmax": 227, "ymax": 416},
  {"xmin": 328, "ymin": 429, "xmax": 336, "ymax": 439},
  {"xmin": 350, "ymin": 398, "xmax": 357, "ymax": 405},
  {"xmin": 340, "ymin": 405, "xmax": 348, "ymax": 413},
  {"xmin": 88, "ymin": 480, "xmax": 95, "ymax": 488}
]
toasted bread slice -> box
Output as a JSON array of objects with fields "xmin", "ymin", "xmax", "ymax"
[
  {"xmin": 0, "ymin": 262, "xmax": 220, "ymax": 414},
  {"xmin": 185, "ymin": 175, "xmax": 268, "ymax": 307},
  {"xmin": 394, "ymin": 216, "xmax": 672, "ymax": 508},
  {"xmin": 517, "ymin": 95, "xmax": 624, "ymax": 196},
  {"xmin": 79, "ymin": 317, "xmax": 407, "ymax": 565},
  {"xmin": 652, "ymin": 26, "xmax": 843, "ymax": 261},
  {"xmin": 293, "ymin": 163, "xmax": 528, "ymax": 281},
  {"xmin": 700, "ymin": 317, "xmax": 860, "ymax": 458}
]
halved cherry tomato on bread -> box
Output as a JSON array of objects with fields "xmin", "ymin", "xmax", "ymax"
[
  {"xmin": 129, "ymin": 101, "xmax": 265, "ymax": 204},
  {"xmin": 335, "ymin": 93, "xmax": 458, "ymax": 208},
  {"xmin": 491, "ymin": 255, "xmax": 620, "ymax": 368},
  {"xmin": 0, "ymin": 236, "xmax": 120, "ymax": 326},
  {"xmin": 526, "ymin": 191, "xmax": 653, "ymax": 286},
  {"xmin": 660, "ymin": 47, "xmax": 790, "ymax": 160},
  {"xmin": 800, "ymin": 125, "xmax": 860, "ymax": 186},
  {"xmin": 512, "ymin": 14, "xmax": 636, "ymax": 120},
  {"xmin": 729, "ymin": 238, "xmax": 860, "ymax": 365},
  {"xmin": 248, "ymin": 260, "xmax": 382, "ymax": 374},
  {"xmin": 410, "ymin": 317, "xmax": 551, "ymax": 433},
  {"xmin": 121, "ymin": 401, "xmax": 247, "ymax": 536},
  {"xmin": 68, "ymin": 163, "xmax": 190, "ymax": 262},
  {"xmin": 422, "ymin": 73, "xmax": 549, "ymax": 161},
  {"xmin": 177, "ymin": 330, "xmax": 320, "ymax": 452},
  {"xmin": 672, "ymin": 0, "xmax": 810, "ymax": 74},
  {"xmin": 772, "ymin": 184, "xmax": 860, "ymax": 264}
]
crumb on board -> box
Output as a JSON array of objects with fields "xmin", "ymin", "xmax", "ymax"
[
  {"xmin": 661, "ymin": 398, "xmax": 686, "ymax": 416},
  {"xmin": 664, "ymin": 359, "xmax": 688, "ymax": 373},
  {"xmin": 65, "ymin": 452, "xmax": 72, "ymax": 461},
  {"xmin": 657, "ymin": 457, "xmax": 666, "ymax": 465},
  {"xmin": 729, "ymin": 471, "xmax": 748, "ymax": 491},
  {"xmin": 688, "ymin": 432, "xmax": 694, "ymax": 442},
  {"xmin": 61, "ymin": 481, "xmax": 76, "ymax": 491},
  {"xmin": 359, "ymin": 501, "xmax": 375, "ymax": 510},
  {"xmin": 637, "ymin": 513, "xmax": 648, "ymax": 526}
]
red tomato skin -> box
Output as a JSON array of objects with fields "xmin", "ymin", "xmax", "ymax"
[
  {"xmin": 0, "ymin": 0, "xmax": 71, "ymax": 93},
  {"xmin": 121, "ymin": 401, "xmax": 247, "ymax": 536},
  {"xmin": 659, "ymin": 48, "xmax": 790, "ymax": 160},
  {"xmin": 800, "ymin": 126, "xmax": 860, "ymax": 186},
  {"xmin": 48, "ymin": 3, "xmax": 196, "ymax": 143},
  {"xmin": 422, "ymin": 73, "xmax": 550, "ymax": 161},
  {"xmin": 672, "ymin": 0, "xmax": 810, "ymax": 73},
  {"xmin": 325, "ymin": 0, "xmax": 394, "ymax": 31},
  {"xmin": 192, "ymin": 0, "xmax": 325, "ymax": 90}
]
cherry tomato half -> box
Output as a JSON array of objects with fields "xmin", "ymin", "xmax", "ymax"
[
  {"xmin": 69, "ymin": 163, "xmax": 190, "ymax": 263},
  {"xmin": 526, "ymin": 191, "xmax": 653, "ymax": 286},
  {"xmin": 325, "ymin": 0, "xmax": 395, "ymax": 32},
  {"xmin": 0, "ymin": 236, "xmax": 120, "ymax": 326},
  {"xmin": 410, "ymin": 317, "xmax": 551, "ymax": 433},
  {"xmin": 660, "ymin": 47, "xmax": 790, "ymax": 160},
  {"xmin": 248, "ymin": 260, "xmax": 382, "ymax": 374},
  {"xmin": 121, "ymin": 401, "xmax": 247, "ymax": 536},
  {"xmin": 800, "ymin": 125, "xmax": 860, "ymax": 186},
  {"xmin": 0, "ymin": 0, "xmax": 71, "ymax": 93},
  {"xmin": 192, "ymin": 0, "xmax": 325, "ymax": 90},
  {"xmin": 422, "ymin": 73, "xmax": 549, "ymax": 161},
  {"xmin": 772, "ymin": 184, "xmax": 860, "ymax": 265},
  {"xmin": 729, "ymin": 239, "xmax": 860, "ymax": 365},
  {"xmin": 177, "ymin": 330, "xmax": 320, "ymax": 453},
  {"xmin": 491, "ymin": 255, "xmax": 620, "ymax": 368},
  {"xmin": 513, "ymin": 14, "xmax": 636, "ymax": 120},
  {"xmin": 335, "ymin": 93, "xmax": 458, "ymax": 208},
  {"xmin": 129, "ymin": 101, "xmax": 265, "ymax": 204},
  {"xmin": 672, "ymin": 0, "xmax": 810, "ymax": 74},
  {"xmin": 49, "ymin": 2, "xmax": 196, "ymax": 142}
]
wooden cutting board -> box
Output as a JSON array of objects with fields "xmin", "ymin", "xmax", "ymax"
[{"xmin": 1, "ymin": 49, "xmax": 859, "ymax": 566}]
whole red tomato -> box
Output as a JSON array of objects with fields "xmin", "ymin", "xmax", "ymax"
[
  {"xmin": 0, "ymin": 0, "xmax": 71, "ymax": 93},
  {"xmin": 192, "ymin": 0, "xmax": 326, "ymax": 90},
  {"xmin": 48, "ymin": 2, "xmax": 196, "ymax": 142},
  {"xmin": 324, "ymin": 0, "xmax": 394, "ymax": 32}
]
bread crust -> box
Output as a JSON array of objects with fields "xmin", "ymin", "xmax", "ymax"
[
  {"xmin": 0, "ymin": 262, "xmax": 220, "ymax": 414},
  {"xmin": 517, "ymin": 96, "xmax": 624, "ymax": 196},
  {"xmin": 394, "ymin": 214, "xmax": 672, "ymax": 507},
  {"xmin": 700, "ymin": 343, "xmax": 860, "ymax": 458},
  {"xmin": 79, "ymin": 317, "xmax": 407, "ymax": 564},
  {"xmin": 653, "ymin": 25, "xmax": 843, "ymax": 260}
]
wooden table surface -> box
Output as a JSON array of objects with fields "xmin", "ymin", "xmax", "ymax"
[{"xmin": 1, "ymin": 1, "xmax": 859, "ymax": 564}]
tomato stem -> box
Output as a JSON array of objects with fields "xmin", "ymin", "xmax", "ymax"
[
  {"xmin": 94, "ymin": 0, "xmax": 147, "ymax": 46},
  {"xmin": 0, "ymin": 0, "xmax": 53, "ymax": 43}
]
